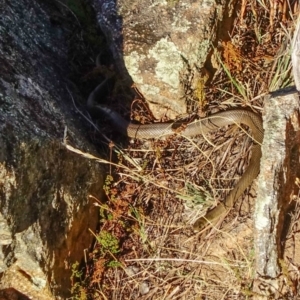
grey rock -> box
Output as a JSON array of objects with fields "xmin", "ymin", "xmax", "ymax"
[
  {"xmin": 92, "ymin": 0, "xmax": 228, "ymax": 119},
  {"xmin": 0, "ymin": 0, "xmax": 103, "ymax": 298}
]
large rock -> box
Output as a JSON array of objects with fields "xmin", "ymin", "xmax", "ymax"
[
  {"xmin": 0, "ymin": 0, "xmax": 103, "ymax": 298},
  {"xmin": 92, "ymin": 0, "xmax": 233, "ymax": 118}
]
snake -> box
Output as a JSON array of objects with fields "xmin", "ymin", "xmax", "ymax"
[{"xmin": 88, "ymin": 78, "xmax": 264, "ymax": 231}]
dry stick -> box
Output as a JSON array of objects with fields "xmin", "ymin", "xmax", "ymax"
[
  {"xmin": 292, "ymin": 17, "xmax": 300, "ymax": 91},
  {"xmin": 64, "ymin": 141, "xmax": 202, "ymax": 212},
  {"xmin": 124, "ymin": 257, "xmax": 241, "ymax": 267}
]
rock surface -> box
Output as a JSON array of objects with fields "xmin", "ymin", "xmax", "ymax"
[
  {"xmin": 253, "ymin": 19, "xmax": 300, "ymax": 298},
  {"xmin": 92, "ymin": 0, "xmax": 234, "ymax": 119},
  {"xmin": 255, "ymin": 88, "xmax": 300, "ymax": 275},
  {"xmin": 0, "ymin": 0, "xmax": 103, "ymax": 298}
]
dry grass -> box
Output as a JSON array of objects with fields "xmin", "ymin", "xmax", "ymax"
[{"xmin": 68, "ymin": 1, "xmax": 300, "ymax": 299}]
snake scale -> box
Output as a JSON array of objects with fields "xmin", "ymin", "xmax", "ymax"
[{"xmin": 88, "ymin": 78, "xmax": 263, "ymax": 231}]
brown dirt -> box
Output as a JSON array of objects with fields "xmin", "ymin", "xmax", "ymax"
[{"xmin": 73, "ymin": 1, "xmax": 300, "ymax": 299}]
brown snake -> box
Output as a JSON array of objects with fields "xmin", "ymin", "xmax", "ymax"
[{"xmin": 88, "ymin": 79, "xmax": 263, "ymax": 231}]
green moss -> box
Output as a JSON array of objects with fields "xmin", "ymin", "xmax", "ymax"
[
  {"xmin": 96, "ymin": 230, "xmax": 120, "ymax": 255},
  {"xmin": 70, "ymin": 262, "xmax": 88, "ymax": 300}
]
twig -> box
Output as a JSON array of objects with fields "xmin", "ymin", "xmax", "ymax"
[
  {"xmin": 292, "ymin": 16, "xmax": 300, "ymax": 91},
  {"xmin": 124, "ymin": 257, "xmax": 242, "ymax": 267}
]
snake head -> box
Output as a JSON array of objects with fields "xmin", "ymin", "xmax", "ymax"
[
  {"xmin": 193, "ymin": 205, "xmax": 229, "ymax": 232},
  {"xmin": 193, "ymin": 216, "xmax": 211, "ymax": 231}
]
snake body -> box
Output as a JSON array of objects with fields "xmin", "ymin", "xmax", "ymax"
[{"xmin": 88, "ymin": 80, "xmax": 263, "ymax": 230}]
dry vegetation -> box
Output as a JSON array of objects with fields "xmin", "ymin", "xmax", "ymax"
[{"xmin": 68, "ymin": 1, "xmax": 300, "ymax": 299}]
